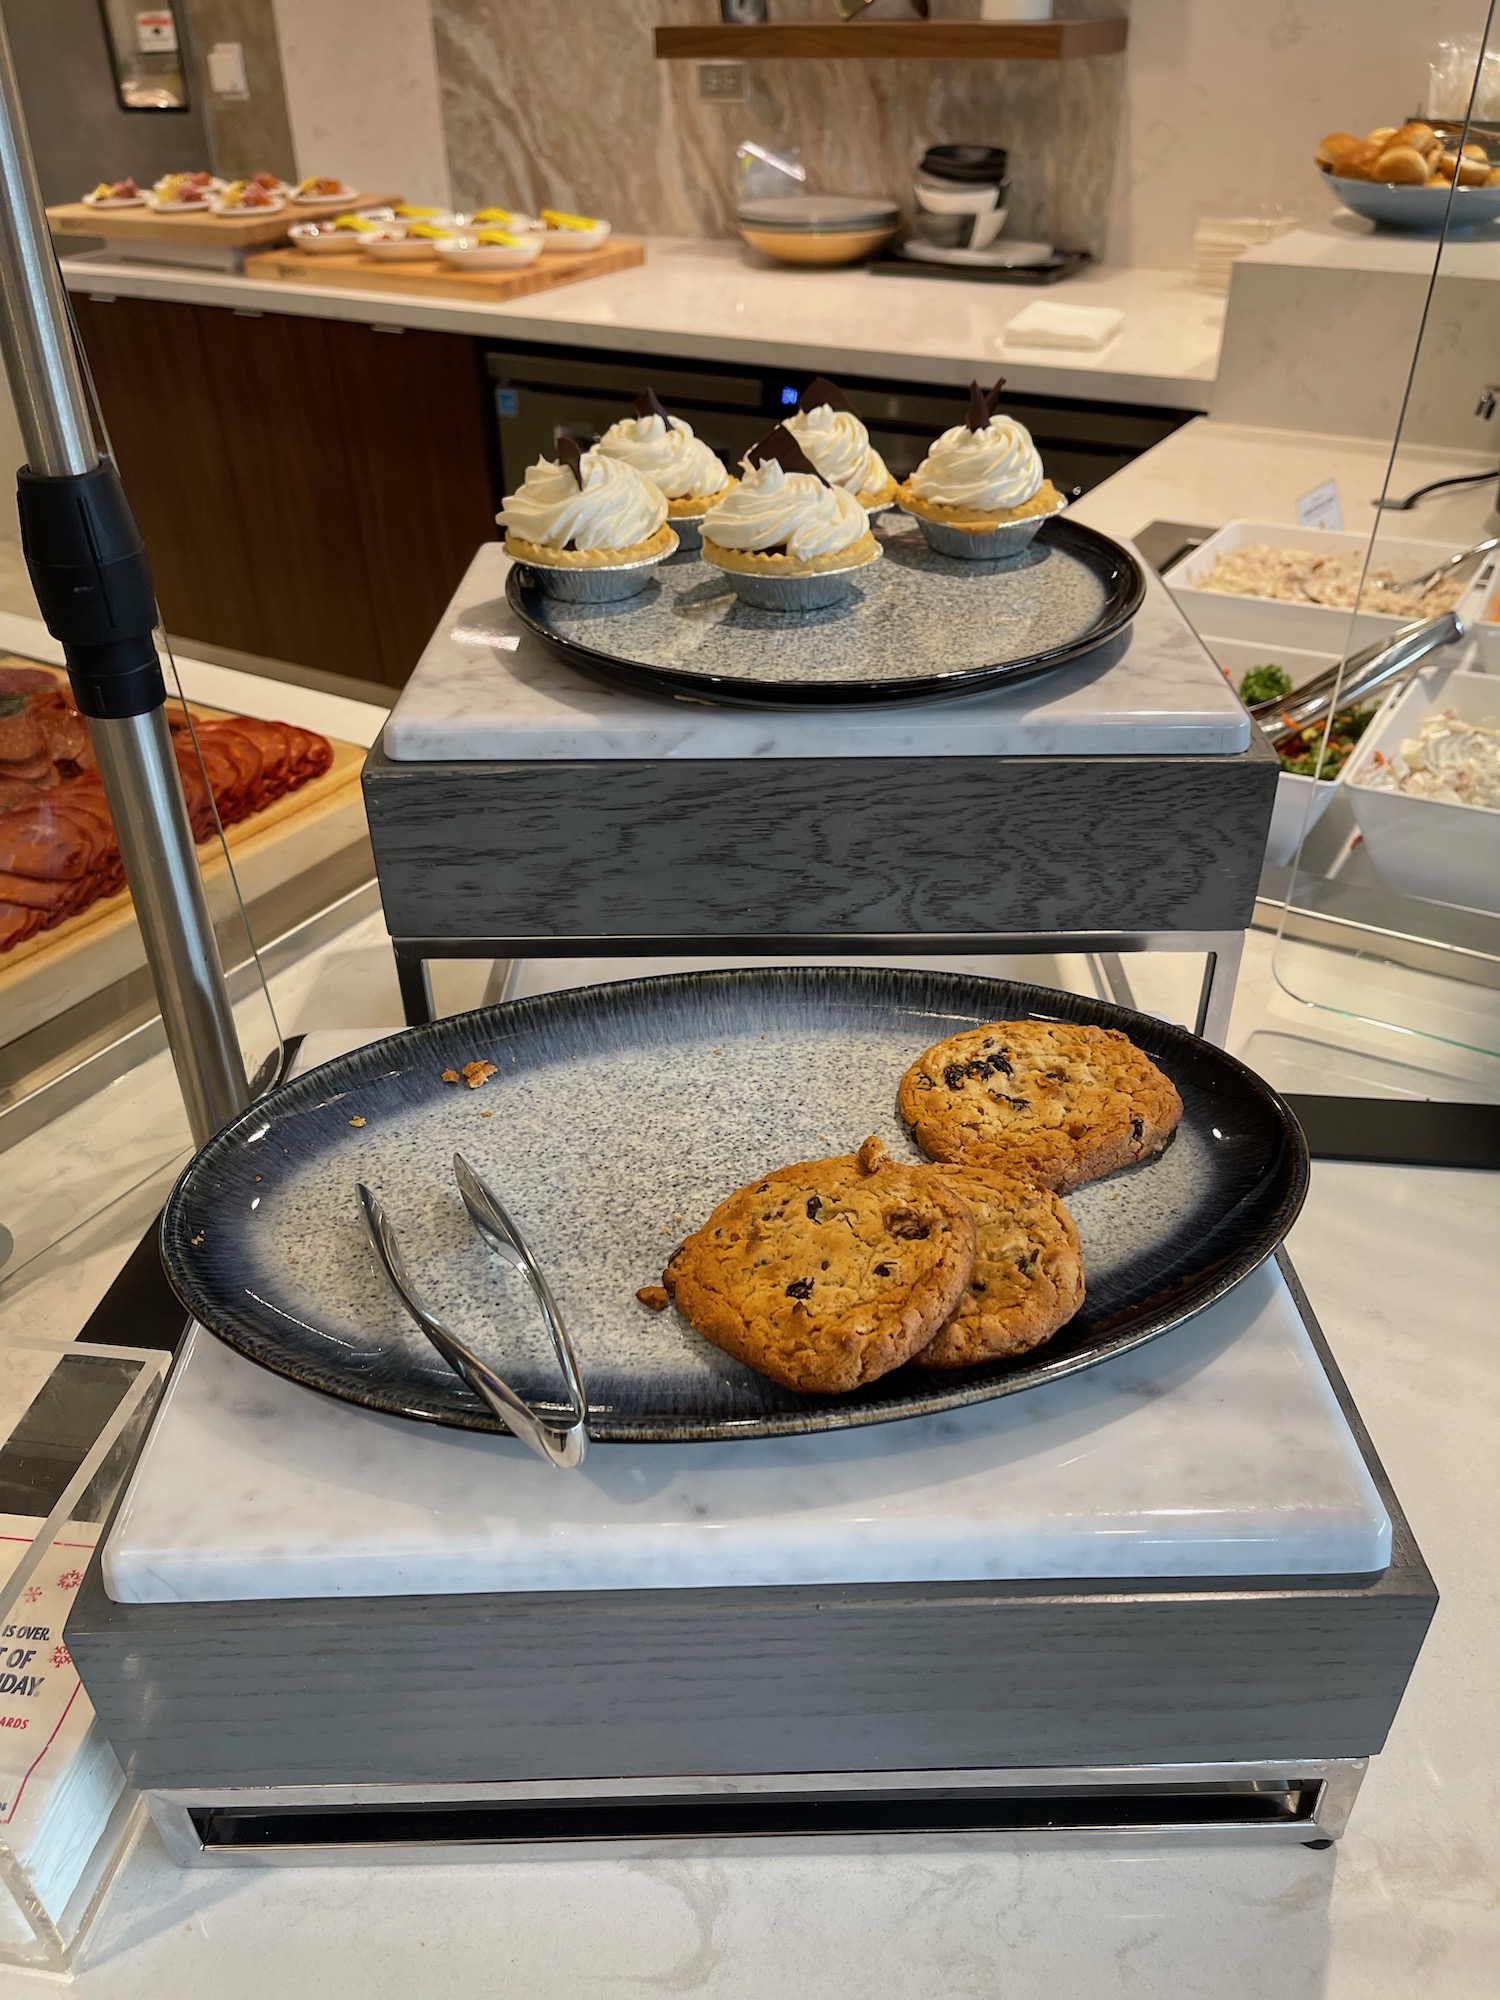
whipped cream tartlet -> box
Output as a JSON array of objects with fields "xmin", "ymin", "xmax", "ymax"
[
  {"xmin": 598, "ymin": 389, "xmax": 733, "ymax": 518},
  {"xmin": 782, "ymin": 377, "xmax": 897, "ymax": 510},
  {"xmin": 898, "ymin": 379, "xmax": 1063, "ymax": 560},
  {"xmin": 702, "ymin": 426, "xmax": 879, "ymax": 610},
  {"xmin": 498, "ymin": 438, "xmax": 675, "ymax": 599}
]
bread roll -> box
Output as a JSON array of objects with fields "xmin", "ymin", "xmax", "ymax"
[
  {"xmin": 1487, "ymin": 165, "xmax": 1500, "ymax": 187},
  {"xmin": 1426, "ymin": 173, "xmax": 1450, "ymax": 187},
  {"xmin": 1461, "ymin": 141, "xmax": 1488, "ymax": 160},
  {"xmin": 1437, "ymin": 150, "xmax": 1460, "ymax": 179},
  {"xmin": 1337, "ymin": 139, "xmax": 1383, "ymax": 181},
  {"xmin": 1395, "ymin": 121, "xmax": 1437, "ymax": 153},
  {"xmin": 1366, "ymin": 126, "xmax": 1398, "ymax": 146},
  {"xmin": 1372, "ymin": 145, "xmax": 1429, "ymax": 185},
  {"xmin": 1455, "ymin": 153, "xmax": 1490, "ymax": 186},
  {"xmin": 1316, "ymin": 130, "xmax": 1363, "ymax": 168}
]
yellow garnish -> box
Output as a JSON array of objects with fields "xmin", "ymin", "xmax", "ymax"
[
  {"xmin": 405, "ymin": 222, "xmax": 448, "ymax": 241},
  {"xmin": 221, "ymin": 179, "xmax": 247, "ymax": 198},
  {"xmin": 540, "ymin": 208, "xmax": 600, "ymax": 231},
  {"xmin": 471, "ymin": 207, "xmax": 515, "ymax": 224},
  {"xmin": 332, "ymin": 213, "xmax": 377, "ymax": 231},
  {"xmin": 88, "ymin": 183, "xmax": 113, "ymax": 200},
  {"xmin": 476, "ymin": 229, "xmax": 520, "ymax": 246},
  {"xmin": 394, "ymin": 203, "xmax": 441, "ymax": 218}
]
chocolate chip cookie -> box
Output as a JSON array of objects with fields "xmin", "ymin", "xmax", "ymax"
[
  {"xmin": 897, "ymin": 1020, "xmax": 1182, "ymax": 1193},
  {"xmin": 664, "ymin": 1135, "xmax": 975, "ymax": 1395},
  {"xmin": 919, "ymin": 1166, "xmax": 1084, "ymax": 1368}
]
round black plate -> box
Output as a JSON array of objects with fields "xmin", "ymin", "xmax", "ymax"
[
  {"xmin": 161, "ymin": 968, "xmax": 1308, "ymax": 1444},
  {"xmin": 505, "ymin": 515, "xmax": 1146, "ymax": 708}
]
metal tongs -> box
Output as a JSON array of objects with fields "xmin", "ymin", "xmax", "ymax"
[
  {"xmin": 358, "ymin": 1153, "xmax": 588, "ymax": 1469},
  {"xmin": 1250, "ymin": 608, "xmax": 1465, "ymax": 749}
]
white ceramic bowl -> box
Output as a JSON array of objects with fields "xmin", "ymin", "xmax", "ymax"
[
  {"xmin": 362, "ymin": 231, "xmax": 447, "ymax": 260},
  {"xmin": 435, "ymin": 234, "xmax": 543, "ymax": 270},
  {"xmin": 211, "ymin": 195, "xmax": 285, "ymax": 217},
  {"xmin": 288, "ymin": 221, "xmax": 369, "ymax": 253},
  {"xmin": 539, "ymin": 221, "xmax": 612, "ymax": 253},
  {"xmin": 1342, "ymin": 664, "xmax": 1500, "ymax": 913},
  {"xmin": 1164, "ymin": 520, "xmax": 1460, "ymax": 654}
]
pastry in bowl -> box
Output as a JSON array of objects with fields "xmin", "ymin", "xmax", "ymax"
[
  {"xmin": 701, "ymin": 425, "xmax": 880, "ymax": 610},
  {"xmin": 898, "ymin": 379, "xmax": 1064, "ymax": 559},
  {"xmin": 782, "ymin": 376, "xmax": 898, "ymax": 510},
  {"xmin": 498, "ymin": 437, "xmax": 676, "ymax": 601},
  {"xmin": 597, "ymin": 389, "xmax": 734, "ymax": 550}
]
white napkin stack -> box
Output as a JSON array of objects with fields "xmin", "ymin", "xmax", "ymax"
[
  {"xmin": 1191, "ymin": 213, "xmax": 1298, "ymax": 293},
  {"xmin": 1002, "ymin": 301, "xmax": 1124, "ymax": 351}
]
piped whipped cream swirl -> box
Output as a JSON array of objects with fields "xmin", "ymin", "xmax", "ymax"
[
  {"xmin": 783, "ymin": 404, "xmax": 890, "ymax": 497},
  {"xmin": 498, "ymin": 448, "xmax": 666, "ymax": 551},
  {"xmin": 905, "ymin": 414, "xmax": 1044, "ymax": 511},
  {"xmin": 703, "ymin": 459, "xmax": 867, "ymax": 561},
  {"xmin": 597, "ymin": 412, "xmax": 729, "ymax": 501}
]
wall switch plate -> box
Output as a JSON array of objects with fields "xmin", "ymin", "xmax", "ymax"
[
  {"xmin": 698, "ymin": 62, "xmax": 746, "ymax": 102},
  {"xmin": 207, "ymin": 41, "xmax": 250, "ymax": 100}
]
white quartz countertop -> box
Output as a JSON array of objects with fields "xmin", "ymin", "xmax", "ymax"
[
  {"xmin": 60, "ymin": 238, "xmax": 1224, "ymax": 411},
  {"xmin": 384, "ymin": 537, "xmax": 1249, "ymax": 760}
]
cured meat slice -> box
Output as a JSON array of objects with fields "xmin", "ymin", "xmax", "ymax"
[
  {"xmin": 0, "ymin": 869, "xmax": 79, "ymax": 912},
  {"xmin": 31, "ymin": 691, "xmax": 93, "ymax": 775},
  {"xmin": 0, "ymin": 799, "xmax": 100, "ymax": 879},
  {"xmin": 0, "ymin": 665, "xmax": 58, "ymax": 695},
  {"xmin": 229, "ymin": 717, "xmax": 293, "ymax": 803},
  {"xmin": 0, "ymin": 706, "xmax": 46, "ymax": 763},
  {"xmin": 285, "ymin": 725, "xmax": 333, "ymax": 784},
  {"xmin": 0, "ymin": 776, "xmax": 38, "ymax": 813},
  {"xmin": 0, "ymin": 900, "xmax": 44, "ymax": 948}
]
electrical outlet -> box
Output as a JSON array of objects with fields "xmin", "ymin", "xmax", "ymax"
[{"xmin": 698, "ymin": 62, "xmax": 746, "ymax": 102}]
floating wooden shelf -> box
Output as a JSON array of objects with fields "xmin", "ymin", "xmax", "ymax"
[{"xmin": 653, "ymin": 15, "xmax": 1126, "ymax": 62}]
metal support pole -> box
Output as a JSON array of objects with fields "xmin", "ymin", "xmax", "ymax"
[{"xmin": 0, "ymin": 12, "xmax": 248, "ymax": 1142}]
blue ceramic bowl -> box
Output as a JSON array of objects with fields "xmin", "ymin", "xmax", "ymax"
[{"xmin": 1326, "ymin": 172, "xmax": 1500, "ymax": 234}]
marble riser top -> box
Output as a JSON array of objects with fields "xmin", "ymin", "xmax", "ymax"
[
  {"xmin": 104, "ymin": 1035, "xmax": 1386, "ymax": 1606},
  {"xmin": 382, "ymin": 542, "xmax": 1250, "ymax": 764}
]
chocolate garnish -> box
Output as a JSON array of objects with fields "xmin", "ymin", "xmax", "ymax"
[
  {"xmin": 632, "ymin": 387, "xmax": 670, "ymax": 421},
  {"xmin": 745, "ymin": 422, "xmax": 824, "ymax": 481},
  {"xmin": 964, "ymin": 377, "xmax": 1007, "ymax": 430},
  {"xmin": 556, "ymin": 434, "xmax": 590, "ymax": 485},
  {"xmin": 797, "ymin": 375, "xmax": 855, "ymax": 415}
]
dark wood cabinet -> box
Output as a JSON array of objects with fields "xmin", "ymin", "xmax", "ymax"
[{"xmin": 69, "ymin": 295, "xmax": 498, "ymax": 688}]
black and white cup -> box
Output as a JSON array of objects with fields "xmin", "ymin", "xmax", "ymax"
[{"xmin": 911, "ymin": 144, "xmax": 1009, "ymax": 252}]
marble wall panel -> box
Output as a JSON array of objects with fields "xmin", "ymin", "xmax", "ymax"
[{"xmin": 433, "ymin": 0, "xmax": 1127, "ymax": 256}]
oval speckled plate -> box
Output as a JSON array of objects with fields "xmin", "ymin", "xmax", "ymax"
[
  {"xmin": 161, "ymin": 970, "xmax": 1307, "ymax": 1443},
  {"xmin": 505, "ymin": 515, "xmax": 1145, "ymax": 708}
]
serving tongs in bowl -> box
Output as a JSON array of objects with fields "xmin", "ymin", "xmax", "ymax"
[
  {"xmin": 358, "ymin": 1152, "xmax": 588, "ymax": 1468},
  {"xmin": 1250, "ymin": 608, "xmax": 1465, "ymax": 750}
]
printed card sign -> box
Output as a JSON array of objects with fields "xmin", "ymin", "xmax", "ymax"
[
  {"xmin": 0, "ymin": 1523, "xmax": 102, "ymax": 1862},
  {"xmin": 135, "ymin": 10, "xmax": 178, "ymax": 52}
]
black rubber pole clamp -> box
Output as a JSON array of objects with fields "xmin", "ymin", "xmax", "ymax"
[{"xmin": 16, "ymin": 457, "xmax": 165, "ymax": 718}]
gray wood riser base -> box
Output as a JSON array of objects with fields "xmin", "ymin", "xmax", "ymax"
[
  {"xmin": 361, "ymin": 742, "xmax": 1278, "ymax": 941},
  {"xmin": 67, "ymin": 1261, "xmax": 1435, "ymax": 1797}
]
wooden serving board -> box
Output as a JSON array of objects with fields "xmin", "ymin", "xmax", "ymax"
[
  {"xmin": 243, "ymin": 237, "xmax": 645, "ymax": 304},
  {"xmin": 46, "ymin": 192, "xmax": 399, "ymax": 250}
]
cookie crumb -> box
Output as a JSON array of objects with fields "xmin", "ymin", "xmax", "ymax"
[
  {"xmin": 481, "ymin": 1109, "xmax": 493, "ymax": 1117},
  {"xmin": 444, "ymin": 1060, "xmax": 498, "ymax": 1089},
  {"xmin": 349, "ymin": 1116, "xmax": 366, "ymax": 1127},
  {"xmin": 636, "ymin": 1284, "xmax": 670, "ymax": 1312},
  {"xmin": 856, "ymin": 1134, "xmax": 889, "ymax": 1174}
]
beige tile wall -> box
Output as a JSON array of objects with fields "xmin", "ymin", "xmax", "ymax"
[{"xmin": 433, "ymin": 0, "xmax": 1127, "ymax": 256}]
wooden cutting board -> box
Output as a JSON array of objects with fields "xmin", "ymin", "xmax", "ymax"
[
  {"xmin": 243, "ymin": 237, "xmax": 645, "ymax": 303},
  {"xmin": 46, "ymin": 192, "xmax": 399, "ymax": 249}
]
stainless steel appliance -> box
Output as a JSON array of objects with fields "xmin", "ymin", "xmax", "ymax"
[{"xmin": 488, "ymin": 344, "xmax": 1193, "ymax": 501}]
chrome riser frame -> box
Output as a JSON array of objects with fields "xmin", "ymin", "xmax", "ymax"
[{"xmin": 147, "ymin": 1757, "xmax": 1366, "ymax": 1867}]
